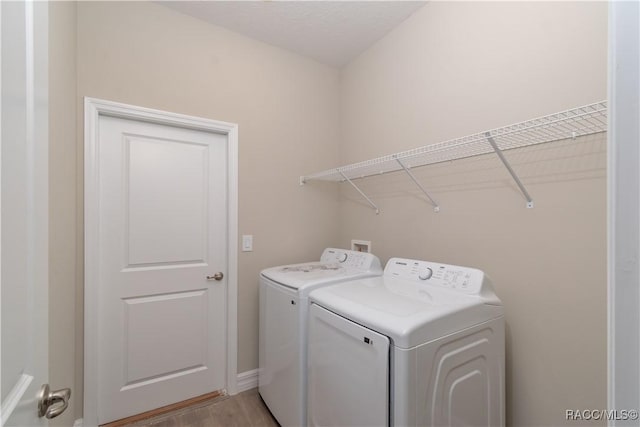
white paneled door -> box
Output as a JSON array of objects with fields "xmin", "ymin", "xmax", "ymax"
[
  {"xmin": 92, "ymin": 110, "xmax": 231, "ymax": 424},
  {"xmin": 1, "ymin": 1, "xmax": 61, "ymax": 426}
]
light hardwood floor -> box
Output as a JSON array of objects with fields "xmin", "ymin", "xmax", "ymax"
[{"xmin": 126, "ymin": 389, "xmax": 279, "ymax": 427}]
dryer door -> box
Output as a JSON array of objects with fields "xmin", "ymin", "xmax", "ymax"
[{"xmin": 308, "ymin": 303, "xmax": 389, "ymax": 427}]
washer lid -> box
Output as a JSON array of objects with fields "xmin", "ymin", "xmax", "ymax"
[
  {"xmin": 309, "ymin": 275, "xmax": 503, "ymax": 349},
  {"xmin": 261, "ymin": 263, "xmax": 382, "ymax": 292},
  {"xmin": 260, "ymin": 248, "xmax": 383, "ymax": 294}
]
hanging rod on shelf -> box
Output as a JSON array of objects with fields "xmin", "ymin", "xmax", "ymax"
[{"xmin": 300, "ymin": 101, "xmax": 607, "ymax": 213}]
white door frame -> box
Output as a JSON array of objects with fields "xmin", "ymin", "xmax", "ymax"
[
  {"xmin": 608, "ymin": 1, "xmax": 640, "ymax": 421},
  {"xmin": 83, "ymin": 97, "xmax": 238, "ymax": 426}
]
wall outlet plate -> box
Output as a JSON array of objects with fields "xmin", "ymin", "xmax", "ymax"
[{"xmin": 351, "ymin": 239, "xmax": 371, "ymax": 253}]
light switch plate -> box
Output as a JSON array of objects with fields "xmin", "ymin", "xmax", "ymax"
[{"xmin": 242, "ymin": 235, "xmax": 253, "ymax": 252}]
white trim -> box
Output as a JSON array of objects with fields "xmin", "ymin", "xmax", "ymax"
[
  {"xmin": 608, "ymin": 0, "xmax": 640, "ymax": 422},
  {"xmin": 72, "ymin": 419, "xmax": 83, "ymax": 427},
  {"xmin": 226, "ymin": 122, "xmax": 239, "ymax": 395},
  {"xmin": 0, "ymin": 1, "xmax": 4, "ymax": 421},
  {"xmin": 606, "ymin": 0, "xmax": 614, "ymax": 414},
  {"xmin": 83, "ymin": 97, "xmax": 239, "ymax": 426},
  {"xmin": 236, "ymin": 369, "xmax": 259, "ymax": 393},
  {"xmin": 0, "ymin": 374, "xmax": 34, "ymax": 426}
]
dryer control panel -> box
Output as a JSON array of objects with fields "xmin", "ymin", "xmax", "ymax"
[
  {"xmin": 321, "ymin": 248, "xmax": 382, "ymax": 271},
  {"xmin": 384, "ymin": 258, "xmax": 486, "ymax": 295}
]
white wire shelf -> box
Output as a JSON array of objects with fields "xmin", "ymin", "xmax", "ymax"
[{"xmin": 300, "ymin": 101, "xmax": 607, "ymax": 212}]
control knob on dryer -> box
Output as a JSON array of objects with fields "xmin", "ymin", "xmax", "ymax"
[
  {"xmin": 418, "ymin": 268, "xmax": 433, "ymax": 280},
  {"xmin": 337, "ymin": 252, "xmax": 348, "ymax": 263}
]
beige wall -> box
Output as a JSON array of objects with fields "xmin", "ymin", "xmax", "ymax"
[
  {"xmin": 49, "ymin": 2, "xmax": 78, "ymax": 426},
  {"xmin": 50, "ymin": 1, "xmax": 341, "ymax": 421},
  {"xmin": 337, "ymin": 2, "xmax": 607, "ymax": 427},
  {"xmin": 77, "ymin": 0, "xmax": 342, "ymax": 372},
  {"xmin": 49, "ymin": 1, "xmax": 608, "ymax": 425}
]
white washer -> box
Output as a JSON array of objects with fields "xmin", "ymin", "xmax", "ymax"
[
  {"xmin": 308, "ymin": 257, "xmax": 505, "ymax": 427},
  {"xmin": 259, "ymin": 248, "xmax": 382, "ymax": 427}
]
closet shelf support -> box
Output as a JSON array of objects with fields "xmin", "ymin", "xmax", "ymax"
[
  {"xmin": 338, "ymin": 170, "xmax": 380, "ymax": 214},
  {"xmin": 485, "ymin": 131, "xmax": 534, "ymax": 208},
  {"xmin": 394, "ymin": 157, "xmax": 440, "ymax": 212}
]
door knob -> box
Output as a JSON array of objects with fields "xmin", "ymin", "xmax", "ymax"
[
  {"xmin": 37, "ymin": 384, "xmax": 71, "ymax": 419},
  {"xmin": 207, "ymin": 272, "xmax": 224, "ymax": 281}
]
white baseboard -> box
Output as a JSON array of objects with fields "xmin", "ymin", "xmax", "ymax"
[
  {"xmin": 236, "ymin": 369, "xmax": 258, "ymax": 393},
  {"xmin": 73, "ymin": 418, "xmax": 83, "ymax": 427}
]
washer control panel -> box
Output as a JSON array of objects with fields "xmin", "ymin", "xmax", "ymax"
[
  {"xmin": 385, "ymin": 257, "xmax": 484, "ymax": 294},
  {"xmin": 321, "ymin": 248, "xmax": 382, "ymax": 271}
]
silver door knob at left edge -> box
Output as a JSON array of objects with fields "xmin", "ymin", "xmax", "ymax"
[
  {"xmin": 207, "ymin": 272, "xmax": 224, "ymax": 281},
  {"xmin": 38, "ymin": 384, "xmax": 71, "ymax": 419}
]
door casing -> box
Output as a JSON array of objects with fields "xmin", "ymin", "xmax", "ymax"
[{"xmin": 83, "ymin": 97, "xmax": 238, "ymax": 426}]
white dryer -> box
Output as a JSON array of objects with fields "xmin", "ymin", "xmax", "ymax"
[
  {"xmin": 307, "ymin": 257, "xmax": 505, "ymax": 427},
  {"xmin": 259, "ymin": 248, "xmax": 382, "ymax": 427}
]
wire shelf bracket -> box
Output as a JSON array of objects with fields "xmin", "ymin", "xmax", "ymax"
[
  {"xmin": 338, "ymin": 169, "xmax": 380, "ymax": 215},
  {"xmin": 394, "ymin": 156, "xmax": 440, "ymax": 212},
  {"xmin": 484, "ymin": 131, "xmax": 534, "ymax": 209}
]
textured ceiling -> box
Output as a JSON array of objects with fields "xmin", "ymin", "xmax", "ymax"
[{"xmin": 161, "ymin": 1, "xmax": 426, "ymax": 67}]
